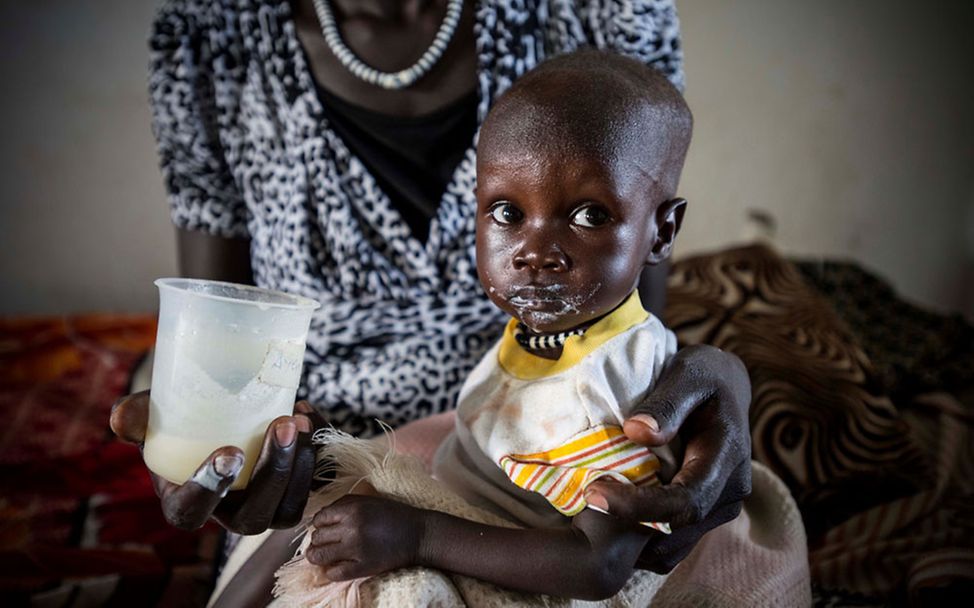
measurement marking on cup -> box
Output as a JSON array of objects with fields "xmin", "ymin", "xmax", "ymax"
[{"xmin": 258, "ymin": 340, "xmax": 305, "ymax": 388}]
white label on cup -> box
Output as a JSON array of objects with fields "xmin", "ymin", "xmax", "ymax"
[{"xmin": 257, "ymin": 340, "xmax": 304, "ymax": 388}]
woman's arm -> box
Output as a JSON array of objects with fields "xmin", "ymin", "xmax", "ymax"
[
  {"xmin": 307, "ymin": 495, "xmax": 652, "ymax": 601},
  {"xmin": 631, "ymin": 258, "xmax": 754, "ymax": 572},
  {"xmin": 176, "ymin": 227, "xmax": 253, "ymax": 284},
  {"xmin": 586, "ymin": 344, "xmax": 753, "ymax": 573}
]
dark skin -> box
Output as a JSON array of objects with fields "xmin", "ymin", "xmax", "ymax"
[
  {"xmin": 111, "ymin": 5, "xmax": 752, "ymax": 605},
  {"xmin": 301, "ymin": 55, "xmax": 749, "ymax": 599}
]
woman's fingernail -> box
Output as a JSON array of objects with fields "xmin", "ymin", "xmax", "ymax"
[
  {"xmin": 585, "ymin": 491, "xmax": 609, "ymax": 512},
  {"xmin": 295, "ymin": 401, "xmax": 313, "ymax": 414},
  {"xmin": 213, "ymin": 454, "xmax": 243, "ymax": 479},
  {"xmin": 631, "ymin": 414, "xmax": 660, "ymax": 433},
  {"xmin": 295, "ymin": 415, "xmax": 312, "ymax": 433},
  {"xmin": 275, "ymin": 421, "xmax": 297, "ymax": 447}
]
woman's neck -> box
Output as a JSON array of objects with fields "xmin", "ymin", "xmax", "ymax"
[
  {"xmin": 290, "ymin": 0, "xmax": 477, "ymax": 117},
  {"xmin": 329, "ymin": 0, "xmax": 428, "ymax": 21}
]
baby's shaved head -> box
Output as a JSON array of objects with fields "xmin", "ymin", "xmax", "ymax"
[{"xmin": 479, "ymin": 50, "xmax": 693, "ymax": 197}]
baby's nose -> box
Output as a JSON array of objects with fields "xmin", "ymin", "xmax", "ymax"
[{"xmin": 512, "ymin": 242, "xmax": 570, "ymax": 272}]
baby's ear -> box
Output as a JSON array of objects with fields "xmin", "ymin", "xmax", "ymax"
[{"xmin": 646, "ymin": 198, "xmax": 687, "ymax": 265}]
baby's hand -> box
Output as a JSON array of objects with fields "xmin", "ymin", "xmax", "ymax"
[{"xmin": 306, "ymin": 494, "xmax": 427, "ymax": 581}]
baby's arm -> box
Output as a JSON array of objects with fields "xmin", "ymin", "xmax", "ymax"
[{"xmin": 307, "ymin": 494, "xmax": 651, "ymax": 601}]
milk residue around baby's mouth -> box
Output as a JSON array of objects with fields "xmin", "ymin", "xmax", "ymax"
[{"xmin": 506, "ymin": 283, "xmax": 601, "ymax": 327}]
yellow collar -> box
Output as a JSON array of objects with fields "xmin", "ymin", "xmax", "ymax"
[{"xmin": 497, "ymin": 291, "xmax": 650, "ymax": 380}]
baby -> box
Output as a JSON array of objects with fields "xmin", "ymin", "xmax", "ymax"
[{"xmin": 301, "ymin": 50, "xmax": 692, "ymax": 601}]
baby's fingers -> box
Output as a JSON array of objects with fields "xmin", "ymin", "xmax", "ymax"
[
  {"xmin": 324, "ymin": 561, "xmax": 366, "ymax": 582},
  {"xmin": 305, "ymin": 538, "xmax": 354, "ymax": 569},
  {"xmin": 311, "ymin": 495, "xmax": 366, "ymax": 528},
  {"xmin": 304, "ymin": 532, "xmax": 368, "ymax": 582},
  {"xmin": 311, "ymin": 524, "xmax": 346, "ymax": 547}
]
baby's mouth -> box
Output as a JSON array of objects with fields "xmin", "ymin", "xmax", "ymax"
[
  {"xmin": 506, "ymin": 286, "xmax": 570, "ymax": 311},
  {"xmin": 504, "ymin": 282, "xmax": 603, "ymax": 327}
]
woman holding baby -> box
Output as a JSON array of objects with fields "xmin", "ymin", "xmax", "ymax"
[{"xmin": 111, "ymin": 0, "xmax": 756, "ymax": 604}]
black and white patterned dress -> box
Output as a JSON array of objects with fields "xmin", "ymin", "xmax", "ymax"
[{"xmin": 149, "ymin": 0, "xmax": 684, "ymax": 437}]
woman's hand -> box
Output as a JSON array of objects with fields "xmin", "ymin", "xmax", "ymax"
[
  {"xmin": 306, "ymin": 495, "xmax": 427, "ymax": 581},
  {"xmin": 584, "ymin": 344, "xmax": 753, "ymax": 573},
  {"xmin": 109, "ymin": 390, "xmax": 320, "ymax": 534}
]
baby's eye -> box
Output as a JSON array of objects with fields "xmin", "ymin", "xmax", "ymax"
[
  {"xmin": 489, "ymin": 202, "xmax": 524, "ymax": 225},
  {"xmin": 570, "ymin": 204, "xmax": 611, "ymax": 228}
]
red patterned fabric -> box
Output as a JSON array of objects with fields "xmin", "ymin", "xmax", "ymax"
[{"xmin": 0, "ymin": 316, "xmax": 220, "ymax": 606}]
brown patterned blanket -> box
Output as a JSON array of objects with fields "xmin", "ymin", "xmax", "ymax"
[{"xmin": 665, "ymin": 244, "xmax": 974, "ymax": 606}]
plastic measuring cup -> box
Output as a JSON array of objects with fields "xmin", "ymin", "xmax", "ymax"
[{"xmin": 145, "ymin": 279, "xmax": 320, "ymax": 490}]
